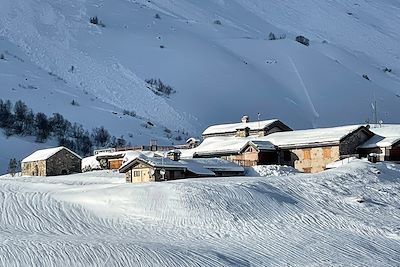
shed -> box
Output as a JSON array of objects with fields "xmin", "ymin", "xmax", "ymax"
[{"xmin": 21, "ymin": 146, "xmax": 82, "ymax": 176}]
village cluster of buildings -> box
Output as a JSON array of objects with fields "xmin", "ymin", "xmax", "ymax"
[{"xmin": 20, "ymin": 116, "xmax": 400, "ymax": 183}]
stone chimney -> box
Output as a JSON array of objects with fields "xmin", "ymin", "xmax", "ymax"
[
  {"xmin": 167, "ymin": 150, "xmax": 181, "ymax": 161},
  {"xmin": 236, "ymin": 127, "xmax": 250, "ymax": 138},
  {"xmin": 241, "ymin": 115, "xmax": 249, "ymax": 123}
]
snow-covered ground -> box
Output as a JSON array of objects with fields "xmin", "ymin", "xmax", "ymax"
[
  {"xmin": 0, "ymin": 161, "xmax": 399, "ymax": 266},
  {"xmin": 1, "ymin": 0, "xmax": 400, "ymax": 173}
]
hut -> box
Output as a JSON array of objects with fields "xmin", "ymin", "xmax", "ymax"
[{"xmin": 21, "ymin": 146, "xmax": 81, "ymax": 176}]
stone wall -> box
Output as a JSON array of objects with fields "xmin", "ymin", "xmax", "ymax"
[
  {"xmin": 46, "ymin": 149, "xmax": 81, "ymax": 176},
  {"xmin": 279, "ymin": 146, "xmax": 340, "ymax": 173},
  {"xmin": 340, "ymin": 129, "xmax": 371, "ymax": 156},
  {"xmin": 21, "ymin": 160, "xmax": 46, "ymax": 176}
]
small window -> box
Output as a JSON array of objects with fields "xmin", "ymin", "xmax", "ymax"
[
  {"xmin": 303, "ymin": 149, "xmax": 311, "ymax": 160},
  {"xmin": 133, "ymin": 171, "xmax": 141, "ymax": 177},
  {"xmin": 323, "ymin": 147, "xmax": 331, "ymax": 159}
]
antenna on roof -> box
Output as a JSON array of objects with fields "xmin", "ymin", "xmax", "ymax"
[{"xmin": 257, "ymin": 113, "xmax": 261, "ymax": 129}]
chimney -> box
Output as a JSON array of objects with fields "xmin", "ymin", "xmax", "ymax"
[
  {"xmin": 167, "ymin": 150, "xmax": 181, "ymax": 161},
  {"xmin": 241, "ymin": 115, "xmax": 249, "ymax": 123}
]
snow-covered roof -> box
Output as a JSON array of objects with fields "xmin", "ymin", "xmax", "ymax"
[
  {"xmin": 119, "ymin": 155, "xmax": 243, "ymax": 176},
  {"xmin": 190, "ymin": 158, "xmax": 245, "ymax": 172},
  {"xmin": 358, "ymin": 124, "xmax": 400, "ymax": 149},
  {"xmin": 260, "ymin": 125, "xmax": 369, "ymax": 149},
  {"xmin": 22, "ymin": 147, "xmax": 81, "ymax": 163},
  {"xmin": 202, "ymin": 119, "xmax": 280, "ymax": 136},
  {"xmin": 180, "ymin": 136, "xmax": 275, "ymax": 158}
]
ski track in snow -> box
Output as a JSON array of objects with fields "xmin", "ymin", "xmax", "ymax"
[{"xmin": 0, "ymin": 162, "xmax": 399, "ymax": 266}]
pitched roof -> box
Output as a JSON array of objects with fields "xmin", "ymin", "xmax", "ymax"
[
  {"xmin": 180, "ymin": 136, "xmax": 275, "ymax": 158},
  {"xmin": 358, "ymin": 124, "xmax": 400, "ymax": 148},
  {"xmin": 202, "ymin": 119, "xmax": 281, "ymax": 136},
  {"xmin": 119, "ymin": 155, "xmax": 243, "ymax": 176},
  {"xmin": 22, "ymin": 146, "xmax": 81, "ymax": 163},
  {"xmin": 261, "ymin": 125, "xmax": 370, "ymax": 148}
]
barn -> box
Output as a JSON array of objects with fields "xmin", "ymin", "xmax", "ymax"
[{"xmin": 21, "ymin": 147, "xmax": 82, "ymax": 176}]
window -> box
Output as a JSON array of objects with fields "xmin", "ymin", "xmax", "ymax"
[
  {"xmin": 133, "ymin": 171, "xmax": 141, "ymax": 177},
  {"xmin": 303, "ymin": 149, "xmax": 311, "ymax": 160},
  {"xmin": 323, "ymin": 147, "xmax": 331, "ymax": 159}
]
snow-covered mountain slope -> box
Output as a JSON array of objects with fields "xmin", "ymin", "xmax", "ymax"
[
  {"xmin": 1, "ymin": 0, "xmax": 400, "ymax": 170},
  {"xmin": 0, "ymin": 161, "xmax": 399, "ymax": 266}
]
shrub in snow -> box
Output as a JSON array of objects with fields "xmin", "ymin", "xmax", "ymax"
[
  {"xmin": 8, "ymin": 158, "xmax": 18, "ymax": 177},
  {"xmin": 90, "ymin": 16, "xmax": 105, "ymax": 27},
  {"xmin": 123, "ymin": 109, "xmax": 136, "ymax": 117},
  {"xmin": 362, "ymin": 74, "xmax": 370, "ymax": 81},
  {"xmin": 71, "ymin": 100, "xmax": 79, "ymax": 106},
  {"xmin": 213, "ymin": 20, "xmax": 222, "ymax": 25},
  {"xmin": 0, "ymin": 53, "xmax": 4, "ymax": 60},
  {"xmin": 268, "ymin": 32, "xmax": 276, "ymax": 40},
  {"xmin": 160, "ymin": 45, "xmax": 165, "ymax": 49},
  {"xmin": 175, "ymin": 135, "xmax": 182, "ymax": 141},
  {"xmin": 145, "ymin": 78, "xmax": 176, "ymax": 96},
  {"xmin": 383, "ymin": 67, "xmax": 392, "ymax": 73},
  {"xmin": 296, "ymin": 35, "xmax": 310, "ymax": 46},
  {"xmin": 155, "ymin": 13, "xmax": 161, "ymax": 19}
]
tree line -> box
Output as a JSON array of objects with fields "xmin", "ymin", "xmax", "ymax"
[{"xmin": 0, "ymin": 99, "xmax": 127, "ymax": 156}]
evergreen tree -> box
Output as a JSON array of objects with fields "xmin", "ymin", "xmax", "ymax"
[
  {"xmin": 8, "ymin": 158, "xmax": 18, "ymax": 177},
  {"xmin": 0, "ymin": 99, "xmax": 13, "ymax": 129},
  {"xmin": 91, "ymin": 126, "xmax": 110, "ymax": 148},
  {"xmin": 35, "ymin": 112, "xmax": 50, "ymax": 142},
  {"xmin": 13, "ymin": 100, "xmax": 28, "ymax": 135}
]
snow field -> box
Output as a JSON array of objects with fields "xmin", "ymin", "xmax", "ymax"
[{"xmin": 0, "ymin": 161, "xmax": 399, "ymax": 266}]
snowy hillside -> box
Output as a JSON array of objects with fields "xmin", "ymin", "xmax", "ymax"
[
  {"xmin": 0, "ymin": 161, "xmax": 399, "ymax": 266},
  {"xmin": 1, "ymin": 0, "xmax": 400, "ymax": 171}
]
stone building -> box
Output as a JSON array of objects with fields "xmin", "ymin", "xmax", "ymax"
[
  {"xmin": 21, "ymin": 147, "xmax": 82, "ymax": 176},
  {"xmin": 202, "ymin": 116, "xmax": 292, "ymax": 139},
  {"xmin": 119, "ymin": 151, "xmax": 244, "ymax": 183},
  {"xmin": 263, "ymin": 125, "xmax": 374, "ymax": 173}
]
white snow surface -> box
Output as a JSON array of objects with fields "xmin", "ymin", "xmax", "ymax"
[
  {"xmin": 21, "ymin": 146, "xmax": 81, "ymax": 163},
  {"xmin": 0, "ymin": 161, "xmax": 399, "ymax": 266},
  {"xmin": 246, "ymin": 164, "xmax": 299, "ymax": 177}
]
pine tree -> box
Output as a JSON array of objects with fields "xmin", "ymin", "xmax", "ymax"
[{"xmin": 8, "ymin": 158, "xmax": 18, "ymax": 177}]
